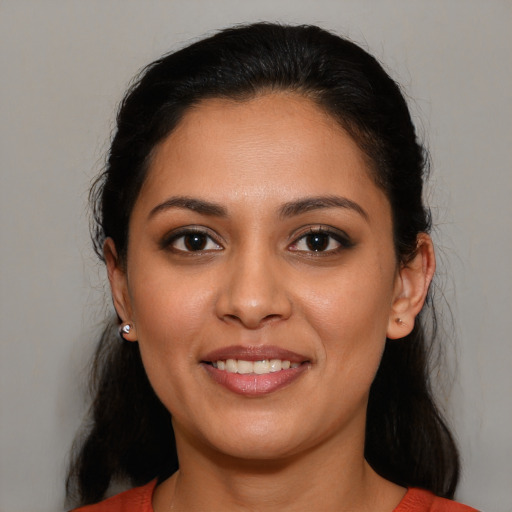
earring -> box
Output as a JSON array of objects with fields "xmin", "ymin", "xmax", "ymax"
[
  {"xmin": 396, "ymin": 317, "xmax": 406, "ymax": 327},
  {"xmin": 119, "ymin": 322, "xmax": 133, "ymax": 341}
]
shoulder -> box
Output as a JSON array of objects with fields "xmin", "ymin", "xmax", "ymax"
[
  {"xmin": 395, "ymin": 488, "xmax": 479, "ymax": 512},
  {"xmin": 71, "ymin": 480, "xmax": 157, "ymax": 512}
]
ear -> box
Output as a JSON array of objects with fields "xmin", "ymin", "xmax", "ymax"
[
  {"xmin": 387, "ymin": 233, "xmax": 436, "ymax": 340},
  {"xmin": 104, "ymin": 238, "xmax": 138, "ymax": 342}
]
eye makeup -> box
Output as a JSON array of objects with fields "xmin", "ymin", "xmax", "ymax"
[
  {"xmin": 158, "ymin": 223, "xmax": 355, "ymax": 259},
  {"xmin": 288, "ymin": 225, "xmax": 355, "ymax": 255},
  {"xmin": 159, "ymin": 226, "xmax": 223, "ymax": 254}
]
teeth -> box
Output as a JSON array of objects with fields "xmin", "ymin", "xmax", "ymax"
[
  {"xmin": 253, "ymin": 360, "xmax": 270, "ymax": 374},
  {"xmin": 211, "ymin": 359, "xmax": 301, "ymax": 374},
  {"xmin": 237, "ymin": 360, "xmax": 254, "ymax": 374},
  {"xmin": 269, "ymin": 359, "xmax": 282, "ymax": 372},
  {"xmin": 225, "ymin": 359, "xmax": 238, "ymax": 373}
]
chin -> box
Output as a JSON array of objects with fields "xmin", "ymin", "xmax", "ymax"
[
  {"xmin": 194, "ymin": 414, "xmax": 324, "ymax": 464},
  {"xmin": 208, "ymin": 435, "xmax": 305, "ymax": 463}
]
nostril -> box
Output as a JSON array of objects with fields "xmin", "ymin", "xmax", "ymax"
[
  {"xmin": 261, "ymin": 313, "xmax": 283, "ymax": 323},
  {"xmin": 221, "ymin": 312, "xmax": 284, "ymax": 329}
]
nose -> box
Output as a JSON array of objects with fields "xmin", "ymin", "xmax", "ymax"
[{"xmin": 215, "ymin": 247, "xmax": 292, "ymax": 329}]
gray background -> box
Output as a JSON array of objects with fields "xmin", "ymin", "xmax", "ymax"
[{"xmin": 1, "ymin": 1, "xmax": 511, "ymax": 511}]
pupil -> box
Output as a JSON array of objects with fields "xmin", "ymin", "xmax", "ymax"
[
  {"xmin": 306, "ymin": 233, "xmax": 329, "ymax": 251},
  {"xmin": 185, "ymin": 234, "xmax": 207, "ymax": 251}
]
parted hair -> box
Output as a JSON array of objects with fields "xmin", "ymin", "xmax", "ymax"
[{"xmin": 67, "ymin": 22, "xmax": 460, "ymax": 507}]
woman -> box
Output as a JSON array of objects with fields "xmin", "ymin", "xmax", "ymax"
[{"xmin": 67, "ymin": 23, "xmax": 477, "ymax": 511}]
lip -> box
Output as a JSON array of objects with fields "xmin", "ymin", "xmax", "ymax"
[
  {"xmin": 202, "ymin": 362, "xmax": 310, "ymax": 396},
  {"xmin": 202, "ymin": 345, "xmax": 308, "ymax": 363},
  {"xmin": 201, "ymin": 345, "xmax": 311, "ymax": 397}
]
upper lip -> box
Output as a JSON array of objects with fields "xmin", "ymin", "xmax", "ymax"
[{"xmin": 202, "ymin": 345, "xmax": 309, "ymax": 363}]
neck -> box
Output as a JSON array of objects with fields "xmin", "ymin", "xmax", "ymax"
[{"xmin": 153, "ymin": 420, "xmax": 405, "ymax": 512}]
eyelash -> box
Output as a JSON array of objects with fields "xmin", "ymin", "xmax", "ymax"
[
  {"xmin": 160, "ymin": 226, "xmax": 353, "ymax": 255},
  {"xmin": 160, "ymin": 227, "xmax": 223, "ymax": 254},
  {"xmin": 289, "ymin": 227, "xmax": 354, "ymax": 255}
]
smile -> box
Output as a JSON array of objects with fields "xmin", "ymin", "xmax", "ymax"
[
  {"xmin": 210, "ymin": 359, "xmax": 301, "ymax": 374},
  {"xmin": 201, "ymin": 346, "xmax": 310, "ymax": 396}
]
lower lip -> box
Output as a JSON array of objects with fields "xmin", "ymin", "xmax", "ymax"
[{"xmin": 202, "ymin": 363, "xmax": 309, "ymax": 396}]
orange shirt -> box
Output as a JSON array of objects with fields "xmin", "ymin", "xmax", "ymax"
[{"xmin": 72, "ymin": 480, "xmax": 479, "ymax": 511}]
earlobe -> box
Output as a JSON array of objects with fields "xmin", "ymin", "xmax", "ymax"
[
  {"xmin": 119, "ymin": 322, "xmax": 136, "ymax": 342},
  {"xmin": 104, "ymin": 238, "xmax": 138, "ymax": 342},
  {"xmin": 387, "ymin": 234, "xmax": 436, "ymax": 340}
]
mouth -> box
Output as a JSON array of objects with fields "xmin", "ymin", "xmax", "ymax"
[
  {"xmin": 201, "ymin": 346, "xmax": 310, "ymax": 396},
  {"xmin": 207, "ymin": 359, "xmax": 301, "ymax": 374}
]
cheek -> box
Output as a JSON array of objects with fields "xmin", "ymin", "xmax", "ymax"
[
  {"xmin": 302, "ymin": 267, "xmax": 394, "ymax": 337},
  {"xmin": 128, "ymin": 267, "xmax": 215, "ymax": 371},
  {"xmin": 299, "ymin": 260, "xmax": 395, "ymax": 375},
  {"xmin": 128, "ymin": 274, "xmax": 217, "ymax": 423},
  {"xmin": 131, "ymin": 257, "xmax": 212, "ymax": 323}
]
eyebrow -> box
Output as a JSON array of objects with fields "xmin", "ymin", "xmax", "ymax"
[
  {"xmin": 278, "ymin": 196, "xmax": 369, "ymax": 221},
  {"xmin": 148, "ymin": 196, "xmax": 228, "ymax": 219},
  {"xmin": 148, "ymin": 194, "xmax": 368, "ymax": 222}
]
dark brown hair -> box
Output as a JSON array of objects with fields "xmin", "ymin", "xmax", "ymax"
[{"xmin": 67, "ymin": 22, "xmax": 459, "ymax": 506}]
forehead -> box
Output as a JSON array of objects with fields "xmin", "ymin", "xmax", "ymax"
[{"xmin": 136, "ymin": 93, "xmax": 389, "ymax": 218}]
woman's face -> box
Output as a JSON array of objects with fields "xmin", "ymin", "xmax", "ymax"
[{"xmin": 113, "ymin": 93, "xmax": 404, "ymax": 461}]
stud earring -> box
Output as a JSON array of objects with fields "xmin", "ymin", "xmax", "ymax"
[
  {"xmin": 396, "ymin": 317, "xmax": 406, "ymax": 326},
  {"xmin": 119, "ymin": 322, "xmax": 133, "ymax": 341}
]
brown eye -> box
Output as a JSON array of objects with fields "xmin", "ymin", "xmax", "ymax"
[
  {"xmin": 184, "ymin": 233, "xmax": 208, "ymax": 251},
  {"xmin": 305, "ymin": 233, "xmax": 330, "ymax": 252},
  {"xmin": 289, "ymin": 227, "xmax": 353, "ymax": 255},
  {"xmin": 166, "ymin": 229, "xmax": 223, "ymax": 253}
]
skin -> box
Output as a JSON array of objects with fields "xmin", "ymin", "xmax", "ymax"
[{"xmin": 106, "ymin": 93, "xmax": 435, "ymax": 511}]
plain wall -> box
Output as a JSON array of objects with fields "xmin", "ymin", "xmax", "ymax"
[{"xmin": 1, "ymin": 1, "xmax": 511, "ymax": 511}]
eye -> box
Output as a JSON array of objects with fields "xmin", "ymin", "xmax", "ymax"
[
  {"xmin": 289, "ymin": 227, "xmax": 352, "ymax": 254},
  {"xmin": 163, "ymin": 229, "xmax": 223, "ymax": 253}
]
